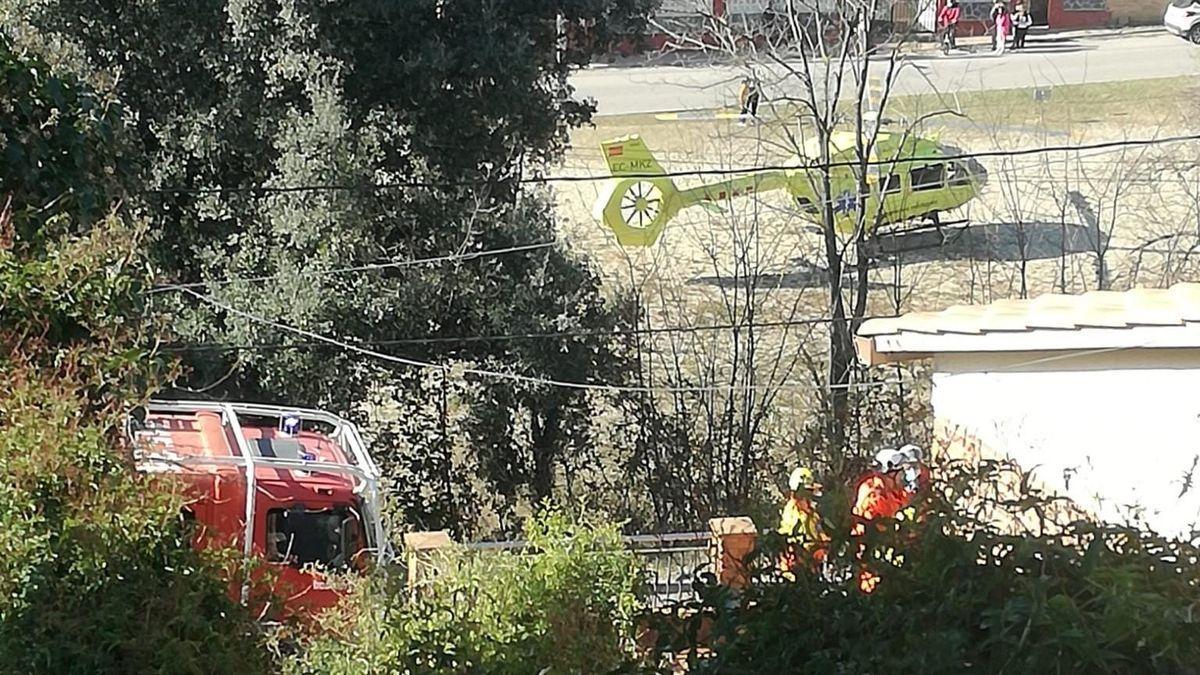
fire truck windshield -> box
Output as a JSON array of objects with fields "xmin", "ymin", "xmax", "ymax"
[{"xmin": 266, "ymin": 506, "xmax": 362, "ymax": 570}]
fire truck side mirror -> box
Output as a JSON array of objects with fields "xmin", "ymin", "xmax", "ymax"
[{"xmin": 126, "ymin": 407, "xmax": 148, "ymax": 435}]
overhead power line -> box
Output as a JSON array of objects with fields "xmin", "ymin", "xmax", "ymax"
[
  {"xmin": 150, "ymin": 240, "xmax": 558, "ymax": 294},
  {"xmin": 148, "ymin": 133, "xmax": 1200, "ymax": 196},
  {"xmin": 151, "ymin": 165, "xmax": 1193, "ymax": 298},
  {"xmin": 163, "ymin": 313, "xmax": 887, "ymax": 354},
  {"xmin": 178, "ymin": 287, "xmax": 874, "ymax": 393}
]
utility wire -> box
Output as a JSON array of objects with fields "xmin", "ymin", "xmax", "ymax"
[
  {"xmin": 150, "ymin": 145, "xmax": 1190, "ymax": 296},
  {"xmin": 150, "ymin": 240, "xmax": 559, "ymax": 294},
  {"xmin": 148, "ymin": 133, "xmax": 1200, "ymax": 195},
  {"xmin": 179, "ymin": 287, "xmax": 872, "ymax": 393},
  {"xmin": 146, "ymin": 134, "xmax": 1197, "ymax": 294},
  {"xmin": 163, "ymin": 313, "xmax": 892, "ymax": 354}
]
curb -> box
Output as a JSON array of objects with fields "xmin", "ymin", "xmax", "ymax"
[{"xmin": 591, "ymin": 25, "xmax": 1166, "ymax": 67}]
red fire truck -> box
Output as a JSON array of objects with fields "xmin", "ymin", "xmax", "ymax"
[{"xmin": 129, "ymin": 400, "xmax": 389, "ymax": 616}]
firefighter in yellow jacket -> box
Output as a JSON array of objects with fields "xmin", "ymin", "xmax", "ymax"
[{"xmin": 778, "ymin": 466, "xmax": 827, "ymax": 578}]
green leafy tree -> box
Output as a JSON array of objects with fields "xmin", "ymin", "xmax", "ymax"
[
  {"xmin": 0, "ymin": 35, "xmax": 134, "ymax": 247},
  {"xmin": 17, "ymin": 0, "xmax": 655, "ymax": 535}
]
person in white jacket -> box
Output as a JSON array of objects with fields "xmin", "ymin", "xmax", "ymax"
[{"xmin": 1013, "ymin": 2, "xmax": 1033, "ymax": 49}]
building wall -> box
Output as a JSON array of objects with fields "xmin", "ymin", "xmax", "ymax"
[
  {"xmin": 1108, "ymin": 0, "xmax": 1168, "ymax": 25},
  {"xmin": 934, "ymin": 417, "xmax": 1091, "ymax": 535},
  {"xmin": 929, "ymin": 348, "xmax": 1200, "ymax": 538},
  {"xmin": 939, "ymin": 0, "xmax": 1155, "ymax": 32},
  {"xmin": 1048, "ymin": 0, "xmax": 1112, "ymax": 29}
]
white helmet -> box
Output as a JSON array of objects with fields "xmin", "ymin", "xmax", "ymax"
[
  {"xmin": 897, "ymin": 444, "xmax": 923, "ymax": 466},
  {"xmin": 895, "ymin": 444, "xmax": 925, "ymax": 492},
  {"xmin": 788, "ymin": 466, "xmax": 814, "ymax": 491},
  {"xmin": 874, "ymin": 448, "xmax": 900, "ymax": 472}
]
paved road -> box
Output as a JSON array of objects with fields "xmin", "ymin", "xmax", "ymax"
[{"xmin": 572, "ymin": 30, "xmax": 1200, "ymax": 116}]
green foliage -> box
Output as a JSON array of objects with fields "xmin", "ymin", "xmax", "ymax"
[
  {"xmin": 292, "ymin": 508, "xmax": 645, "ymax": 674},
  {"xmin": 660, "ymin": 460, "xmax": 1200, "ymax": 674},
  {"xmin": 0, "ymin": 215, "xmax": 267, "ymax": 674},
  {"xmin": 0, "ymin": 41, "xmax": 266, "ymax": 673},
  {"xmin": 0, "ymin": 35, "xmax": 134, "ymax": 248},
  {"xmin": 0, "ymin": 371, "xmax": 267, "ymax": 674}
]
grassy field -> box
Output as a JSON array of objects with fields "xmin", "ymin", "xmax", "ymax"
[{"xmin": 890, "ymin": 75, "xmax": 1195, "ymax": 133}]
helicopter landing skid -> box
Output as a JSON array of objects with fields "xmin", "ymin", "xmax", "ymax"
[{"xmin": 865, "ymin": 218, "xmax": 970, "ymax": 259}]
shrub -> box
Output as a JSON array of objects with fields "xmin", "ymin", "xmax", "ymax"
[
  {"xmin": 0, "ymin": 371, "xmax": 268, "ymax": 674},
  {"xmin": 0, "ymin": 201, "xmax": 267, "ymax": 671},
  {"xmin": 661, "ymin": 460, "xmax": 1200, "ymax": 674},
  {"xmin": 292, "ymin": 508, "xmax": 645, "ymax": 674}
]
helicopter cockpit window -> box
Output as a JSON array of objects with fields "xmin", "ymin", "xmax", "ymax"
[
  {"xmin": 881, "ymin": 173, "xmax": 902, "ymax": 194},
  {"xmin": 266, "ymin": 506, "xmax": 362, "ymax": 570},
  {"xmin": 910, "ymin": 164, "xmax": 945, "ymax": 192},
  {"xmin": 949, "ymin": 162, "xmax": 972, "ymax": 187}
]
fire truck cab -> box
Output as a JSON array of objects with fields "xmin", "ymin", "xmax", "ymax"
[{"xmin": 129, "ymin": 400, "xmax": 388, "ymax": 615}]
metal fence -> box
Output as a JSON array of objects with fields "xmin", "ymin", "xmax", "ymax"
[{"xmin": 624, "ymin": 532, "xmax": 712, "ymax": 608}]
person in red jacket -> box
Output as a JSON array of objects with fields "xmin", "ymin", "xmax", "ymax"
[
  {"xmin": 938, "ymin": 0, "xmax": 961, "ymax": 51},
  {"xmin": 852, "ymin": 445, "xmax": 929, "ymax": 593}
]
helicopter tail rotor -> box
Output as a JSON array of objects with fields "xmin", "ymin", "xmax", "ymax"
[{"xmin": 593, "ymin": 136, "xmax": 682, "ymax": 247}]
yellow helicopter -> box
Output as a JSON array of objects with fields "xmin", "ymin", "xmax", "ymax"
[{"xmin": 592, "ymin": 129, "xmax": 988, "ymax": 247}]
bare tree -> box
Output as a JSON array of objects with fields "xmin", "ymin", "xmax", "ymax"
[
  {"xmin": 649, "ymin": 0, "xmax": 948, "ymax": 462},
  {"xmin": 616, "ymin": 134, "xmax": 825, "ymax": 527}
]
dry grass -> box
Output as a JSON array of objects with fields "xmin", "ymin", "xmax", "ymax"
[{"xmin": 558, "ymin": 74, "xmax": 1199, "ymax": 302}]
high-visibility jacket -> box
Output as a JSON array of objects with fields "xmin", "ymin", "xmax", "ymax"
[
  {"xmin": 853, "ymin": 472, "xmax": 910, "ymax": 522},
  {"xmin": 851, "ymin": 467, "xmax": 929, "ymax": 593},
  {"xmin": 778, "ymin": 493, "xmax": 827, "ymax": 576},
  {"xmin": 852, "ymin": 466, "xmax": 930, "ymax": 523},
  {"xmin": 782, "ymin": 494, "xmax": 820, "ymax": 540}
]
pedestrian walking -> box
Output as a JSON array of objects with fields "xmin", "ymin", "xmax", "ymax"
[
  {"xmin": 737, "ymin": 77, "xmax": 761, "ymax": 125},
  {"xmin": 1013, "ymin": 2, "xmax": 1032, "ymax": 49},
  {"xmin": 992, "ymin": 1, "xmax": 1012, "ymax": 55}
]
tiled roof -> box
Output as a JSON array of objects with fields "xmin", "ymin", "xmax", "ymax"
[
  {"xmin": 856, "ymin": 283, "xmax": 1200, "ymax": 363},
  {"xmin": 860, "ymin": 284, "xmax": 1200, "ymax": 337}
]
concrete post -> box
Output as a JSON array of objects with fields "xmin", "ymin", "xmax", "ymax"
[
  {"xmin": 708, "ymin": 516, "xmax": 757, "ymax": 589},
  {"xmin": 403, "ymin": 530, "xmax": 453, "ymax": 596}
]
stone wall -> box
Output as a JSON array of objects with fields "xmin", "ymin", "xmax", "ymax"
[{"xmin": 1107, "ymin": 0, "xmax": 1168, "ymax": 25}]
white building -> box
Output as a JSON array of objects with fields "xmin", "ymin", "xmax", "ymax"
[{"xmin": 856, "ymin": 283, "xmax": 1200, "ymax": 539}]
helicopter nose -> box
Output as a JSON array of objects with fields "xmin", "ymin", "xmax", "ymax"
[{"xmin": 968, "ymin": 158, "xmax": 988, "ymax": 186}]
